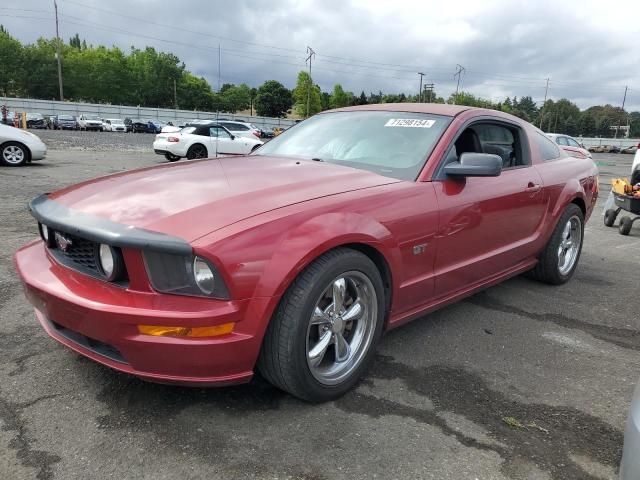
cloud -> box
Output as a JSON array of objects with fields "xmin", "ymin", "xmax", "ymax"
[{"xmin": 2, "ymin": 0, "xmax": 639, "ymax": 109}]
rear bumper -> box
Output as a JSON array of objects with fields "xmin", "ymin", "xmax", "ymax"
[{"xmin": 14, "ymin": 240, "xmax": 272, "ymax": 386}]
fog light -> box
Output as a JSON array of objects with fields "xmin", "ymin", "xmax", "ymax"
[
  {"xmin": 137, "ymin": 323, "xmax": 234, "ymax": 337},
  {"xmin": 96, "ymin": 244, "xmax": 124, "ymax": 281}
]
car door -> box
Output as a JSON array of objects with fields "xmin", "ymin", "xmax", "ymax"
[
  {"xmin": 432, "ymin": 120, "xmax": 547, "ymax": 297},
  {"xmin": 209, "ymin": 126, "xmax": 237, "ymax": 155}
]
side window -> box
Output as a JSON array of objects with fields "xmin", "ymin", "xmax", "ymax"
[
  {"xmin": 567, "ymin": 138, "xmax": 581, "ymax": 148},
  {"xmin": 556, "ymin": 136, "xmax": 569, "ymax": 146},
  {"xmin": 465, "ymin": 123, "xmax": 526, "ymax": 169},
  {"xmin": 210, "ymin": 127, "xmax": 231, "ymax": 139},
  {"xmin": 535, "ymin": 132, "xmax": 561, "ymax": 160}
]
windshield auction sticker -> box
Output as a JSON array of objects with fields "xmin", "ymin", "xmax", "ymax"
[{"xmin": 385, "ymin": 119, "xmax": 435, "ymax": 128}]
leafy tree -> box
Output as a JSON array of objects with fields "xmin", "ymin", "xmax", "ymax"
[
  {"xmin": 580, "ymin": 113, "xmax": 596, "ymax": 136},
  {"xmin": 69, "ymin": 33, "xmax": 82, "ymax": 49},
  {"xmin": 255, "ymin": 80, "xmax": 292, "ymax": 117},
  {"xmin": 320, "ymin": 91, "xmax": 331, "ymax": 111},
  {"xmin": 292, "ymin": 71, "xmax": 322, "ymax": 117},
  {"xmin": 221, "ymin": 83, "xmax": 251, "ymax": 113},
  {"xmin": 0, "ymin": 27, "xmax": 24, "ymax": 96},
  {"xmin": 357, "ymin": 91, "xmax": 368, "ymax": 105},
  {"xmin": 330, "ymin": 84, "xmax": 351, "ymax": 108}
]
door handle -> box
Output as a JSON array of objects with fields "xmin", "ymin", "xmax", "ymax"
[{"xmin": 525, "ymin": 182, "xmax": 541, "ymax": 193}]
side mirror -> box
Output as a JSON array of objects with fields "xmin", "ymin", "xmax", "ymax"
[
  {"xmin": 444, "ymin": 152, "xmax": 502, "ymax": 177},
  {"xmin": 230, "ymin": 134, "xmax": 235, "ymax": 140}
]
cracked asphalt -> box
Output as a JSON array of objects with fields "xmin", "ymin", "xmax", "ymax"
[{"xmin": 1, "ymin": 133, "xmax": 639, "ymax": 480}]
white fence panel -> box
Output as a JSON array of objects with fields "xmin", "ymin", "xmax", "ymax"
[{"xmin": 0, "ymin": 96, "xmax": 296, "ymax": 131}]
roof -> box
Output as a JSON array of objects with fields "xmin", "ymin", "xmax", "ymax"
[{"xmin": 328, "ymin": 103, "xmax": 474, "ymax": 116}]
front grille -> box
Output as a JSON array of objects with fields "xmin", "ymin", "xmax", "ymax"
[
  {"xmin": 45, "ymin": 229, "xmax": 129, "ymax": 286},
  {"xmin": 58, "ymin": 233, "xmax": 99, "ymax": 271}
]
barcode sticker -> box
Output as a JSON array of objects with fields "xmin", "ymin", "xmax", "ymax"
[{"xmin": 384, "ymin": 118, "xmax": 435, "ymax": 128}]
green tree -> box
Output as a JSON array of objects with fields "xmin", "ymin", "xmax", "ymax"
[
  {"xmin": 221, "ymin": 83, "xmax": 251, "ymax": 113},
  {"xmin": 292, "ymin": 71, "xmax": 322, "ymax": 117},
  {"xmin": 255, "ymin": 80, "xmax": 292, "ymax": 117},
  {"xmin": 357, "ymin": 91, "xmax": 368, "ymax": 105},
  {"xmin": 580, "ymin": 113, "xmax": 596, "ymax": 136},
  {"xmin": 69, "ymin": 33, "xmax": 82, "ymax": 49},
  {"xmin": 0, "ymin": 27, "xmax": 24, "ymax": 96},
  {"xmin": 330, "ymin": 83, "xmax": 351, "ymax": 108}
]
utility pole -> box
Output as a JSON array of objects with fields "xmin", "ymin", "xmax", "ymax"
[
  {"xmin": 417, "ymin": 72, "xmax": 425, "ymax": 102},
  {"xmin": 539, "ymin": 77, "xmax": 549, "ymax": 128},
  {"xmin": 173, "ymin": 78, "xmax": 178, "ymax": 110},
  {"xmin": 615, "ymin": 85, "xmax": 628, "ymax": 139},
  {"xmin": 424, "ymin": 83, "xmax": 434, "ymax": 103},
  {"xmin": 453, "ymin": 64, "xmax": 465, "ymax": 105},
  {"xmin": 305, "ymin": 46, "xmax": 315, "ymax": 118},
  {"xmin": 53, "ymin": 0, "xmax": 64, "ymax": 101}
]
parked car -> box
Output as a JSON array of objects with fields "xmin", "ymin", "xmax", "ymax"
[
  {"xmin": 217, "ymin": 120, "xmax": 262, "ymax": 139},
  {"xmin": 26, "ymin": 113, "xmax": 47, "ymax": 129},
  {"xmin": 130, "ymin": 119, "xmax": 151, "ymax": 133},
  {"xmin": 103, "ymin": 119, "xmax": 126, "ymax": 133},
  {"xmin": 14, "ymin": 104, "xmax": 598, "ymax": 401},
  {"xmin": 0, "ymin": 123, "xmax": 47, "ymax": 166},
  {"xmin": 610, "ymin": 145, "xmax": 621, "ymax": 154},
  {"xmin": 152, "ymin": 121, "xmax": 263, "ymax": 161},
  {"xmin": 546, "ymin": 133, "xmax": 592, "ymax": 159},
  {"xmin": 621, "ymin": 379, "xmax": 640, "ymax": 479},
  {"xmin": 53, "ymin": 115, "xmax": 78, "ymax": 130},
  {"xmin": 78, "ymin": 115, "xmax": 104, "ymax": 131},
  {"xmin": 621, "ymin": 145, "xmax": 639, "ymax": 155},
  {"xmin": 588, "ymin": 144, "xmax": 617, "ymax": 153},
  {"xmin": 145, "ymin": 120, "xmax": 166, "ymax": 134}
]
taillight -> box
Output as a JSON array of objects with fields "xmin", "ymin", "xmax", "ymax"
[
  {"xmin": 253, "ymin": 131, "xmax": 260, "ymax": 138},
  {"xmin": 168, "ymin": 137, "xmax": 179, "ymax": 143}
]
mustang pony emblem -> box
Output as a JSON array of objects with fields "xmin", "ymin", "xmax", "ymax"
[{"xmin": 54, "ymin": 232, "xmax": 73, "ymax": 252}]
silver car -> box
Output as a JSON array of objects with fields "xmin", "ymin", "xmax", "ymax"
[
  {"xmin": 0, "ymin": 123, "xmax": 47, "ymax": 166},
  {"xmin": 621, "ymin": 380, "xmax": 640, "ymax": 479}
]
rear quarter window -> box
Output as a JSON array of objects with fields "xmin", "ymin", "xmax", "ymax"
[{"xmin": 535, "ymin": 132, "xmax": 563, "ymax": 161}]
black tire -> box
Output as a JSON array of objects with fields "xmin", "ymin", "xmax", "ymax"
[
  {"xmin": 0, "ymin": 141, "xmax": 29, "ymax": 166},
  {"xmin": 619, "ymin": 217, "xmax": 632, "ymax": 236},
  {"xmin": 604, "ymin": 209, "xmax": 617, "ymax": 227},
  {"xmin": 164, "ymin": 153, "xmax": 181, "ymax": 162},
  {"xmin": 258, "ymin": 248, "xmax": 386, "ymax": 402},
  {"xmin": 529, "ymin": 203, "xmax": 584, "ymax": 285},
  {"xmin": 186, "ymin": 144, "xmax": 208, "ymax": 160}
]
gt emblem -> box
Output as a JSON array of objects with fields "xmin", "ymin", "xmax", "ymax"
[
  {"xmin": 413, "ymin": 243, "xmax": 427, "ymax": 255},
  {"xmin": 54, "ymin": 232, "xmax": 73, "ymax": 252}
]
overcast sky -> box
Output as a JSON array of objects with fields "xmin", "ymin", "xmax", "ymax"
[{"xmin": 2, "ymin": 0, "xmax": 639, "ymax": 110}]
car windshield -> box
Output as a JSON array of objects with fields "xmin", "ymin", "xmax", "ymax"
[
  {"xmin": 27, "ymin": 113, "xmax": 43, "ymax": 120},
  {"xmin": 254, "ymin": 111, "xmax": 452, "ymax": 180},
  {"xmin": 59, "ymin": 115, "xmax": 74, "ymax": 120},
  {"xmin": 181, "ymin": 126, "xmax": 196, "ymax": 134},
  {"xmin": 86, "ymin": 116, "xmax": 101, "ymax": 120},
  {"xmin": 109, "ymin": 119, "xmax": 124, "ymax": 123}
]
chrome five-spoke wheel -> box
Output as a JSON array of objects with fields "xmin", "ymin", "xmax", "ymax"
[
  {"xmin": 258, "ymin": 248, "xmax": 385, "ymax": 401},
  {"xmin": 306, "ymin": 272, "xmax": 377, "ymax": 386},
  {"xmin": 557, "ymin": 215, "xmax": 582, "ymax": 276}
]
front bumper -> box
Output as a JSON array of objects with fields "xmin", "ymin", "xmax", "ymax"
[
  {"xmin": 621, "ymin": 382, "xmax": 640, "ymax": 479},
  {"xmin": 29, "ymin": 142, "xmax": 47, "ymax": 161},
  {"xmin": 14, "ymin": 240, "xmax": 271, "ymax": 386}
]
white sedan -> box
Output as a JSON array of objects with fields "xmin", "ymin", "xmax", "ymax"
[
  {"xmin": 103, "ymin": 118, "xmax": 127, "ymax": 132},
  {"xmin": 152, "ymin": 121, "xmax": 263, "ymax": 162},
  {"xmin": 0, "ymin": 123, "xmax": 47, "ymax": 167}
]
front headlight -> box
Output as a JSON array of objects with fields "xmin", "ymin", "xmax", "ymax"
[{"xmin": 143, "ymin": 251, "xmax": 230, "ymax": 299}]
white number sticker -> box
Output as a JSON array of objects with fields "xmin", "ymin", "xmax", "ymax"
[{"xmin": 384, "ymin": 118, "xmax": 435, "ymax": 128}]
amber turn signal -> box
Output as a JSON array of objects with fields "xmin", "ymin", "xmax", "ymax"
[{"xmin": 138, "ymin": 323, "xmax": 234, "ymax": 338}]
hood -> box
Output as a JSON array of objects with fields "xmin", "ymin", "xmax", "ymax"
[{"xmin": 47, "ymin": 156, "xmax": 401, "ymax": 242}]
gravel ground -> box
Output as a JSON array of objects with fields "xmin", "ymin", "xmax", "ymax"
[
  {"xmin": 34, "ymin": 129, "xmax": 156, "ymax": 151},
  {"xmin": 1, "ymin": 145, "xmax": 640, "ymax": 480}
]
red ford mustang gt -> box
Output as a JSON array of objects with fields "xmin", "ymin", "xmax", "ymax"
[{"xmin": 14, "ymin": 104, "xmax": 598, "ymax": 401}]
